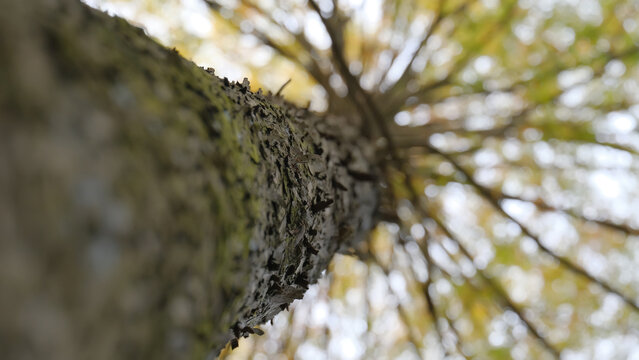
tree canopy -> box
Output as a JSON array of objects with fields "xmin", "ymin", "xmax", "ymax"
[{"xmin": 86, "ymin": 0, "xmax": 639, "ymax": 358}]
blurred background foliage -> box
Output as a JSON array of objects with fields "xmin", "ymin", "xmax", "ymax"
[{"xmin": 84, "ymin": 0, "xmax": 639, "ymax": 358}]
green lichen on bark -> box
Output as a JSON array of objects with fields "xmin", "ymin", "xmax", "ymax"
[{"xmin": 0, "ymin": 1, "xmax": 378, "ymax": 359}]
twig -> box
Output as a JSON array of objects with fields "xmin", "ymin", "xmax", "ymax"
[
  {"xmin": 394, "ymin": 235, "xmax": 453, "ymax": 358},
  {"xmin": 308, "ymin": 0, "xmax": 408, "ymax": 166},
  {"xmin": 370, "ymin": 251, "xmax": 424, "ymax": 356},
  {"xmin": 414, "ymin": 237, "xmax": 466, "ymax": 358},
  {"xmin": 276, "ymin": 78, "xmax": 292, "ymax": 96},
  {"xmin": 205, "ymin": 0, "xmax": 340, "ymax": 104},
  {"xmin": 379, "ymin": 0, "xmax": 447, "ymax": 89},
  {"xmin": 498, "ymin": 194, "xmax": 639, "ymax": 237},
  {"xmin": 384, "ymin": 0, "xmax": 519, "ymax": 115},
  {"xmin": 428, "ymin": 214, "xmax": 562, "ymax": 359},
  {"xmin": 427, "ymin": 144, "xmax": 639, "ymax": 312}
]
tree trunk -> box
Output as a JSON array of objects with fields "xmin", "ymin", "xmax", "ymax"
[{"xmin": 0, "ymin": 1, "xmax": 378, "ymax": 359}]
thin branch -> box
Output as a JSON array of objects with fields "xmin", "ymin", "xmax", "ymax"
[
  {"xmin": 377, "ymin": 154, "xmax": 466, "ymax": 357},
  {"xmin": 459, "ymin": 46, "xmax": 636, "ymax": 102},
  {"xmin": 307, "ymin": 0, "xmax": 349, "ymax": 75},
  {"xmin": 205, "ymin": 0, "xmax": 341, "ymax": 104},
  {"xmin": 386, "ymin": 46, "xmax": 638, "ymax": 144},
  {"xmin": 499, "ymin": 194, "xmax": 639, "ymax": 237},
  {"xmin": 275, "ymin": 78, "xmax": 292, "ymax": 96},
  {"xmin": 379, "ymin": 0, "xmax": 447, "ymax": 89},
  {"xmin": 410, "ymin": 41, "xmax": 638, "ymax": 120},
  {"xmin": 405, "ymin": 236, "xmax": 467, "ymax": 358},
  {"xmin": 393, "ymin": 234, "xmax": 455, "ymax": 358},
  {"xmin": 420, "ymin": 258, "xmax": 469, "ymax": 355},
  {"xmin": 427, "ymin": 145, "xmax": 639, "ymax": 312},
  {"xmin": 370, "ymin": 252, "xmax": 424, "ymax": 356},
  {"xmin": 423, "ymin": 0, "xmax": 518, "ymax": 89},
  {"xmin": 384, "ymin": 0, "xmax": 518, "ymax": 115},
  {"xmin": 423, "ymin": 260, "xmax": 447, "ymax": 355},
  {"xmin": 385, "ymin": 4, "xmax": 637, "ymax": 118},
  {"xmin": 239, "ymin": 0, "xmax": 324, "ymax": 63},
  {"xmin": 427, "ymin": 215, "xmax": 561, "ymax": 359},
  {"xmin": 308, "ymin": 0, "xmax": 407, "ymax": 162},
  {"xmin": 362, "ymin": 265, "xmax": 378, "ymax": 359},
  {"xmin": 373, "ymin": 1, "xmax": 405, "ymax": 86}
]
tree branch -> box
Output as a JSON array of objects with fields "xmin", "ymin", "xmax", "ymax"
[
  {"xmin": 384, "ymin": 0, "xmax": 519, "ymax": 115},
  {"xmin": 205, "ymin": 0, "xmax": 341, "ymax": 104},
  {"xmin": 426, "ymin": 145, "xmax": 639, "ymax": 312},
  {"xmin": 370, "ymin": 252, "xmax": 425, "ymax": 356},
  {"xmin": 498, "ymin": 194, "xmax": 639, "ymax": 237},
  {"xmin": 398, "ymin": 233, "xmax": 469, "ymax": 358},
  {"xmin": 427, "ymin": 215, "xmax": 561, "ymax": 359},
  {"xmin": 379, "ymin": 0, "xmax": 446, "ymax": 88}
]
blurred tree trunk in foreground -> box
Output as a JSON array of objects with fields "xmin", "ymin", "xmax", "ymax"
[{"xmin": 0, "ymin": 1, "xmax": 377, "ymax": 359}]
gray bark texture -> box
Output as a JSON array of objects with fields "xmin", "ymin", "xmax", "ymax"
[{"xmin": 0, "ymin": 1, "xmax": 378, "ymax": 359}]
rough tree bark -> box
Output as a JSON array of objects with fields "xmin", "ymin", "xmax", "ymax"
[{"xmin": 0, "ymin": 1, "xmax": 378, "ymax": 359}]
